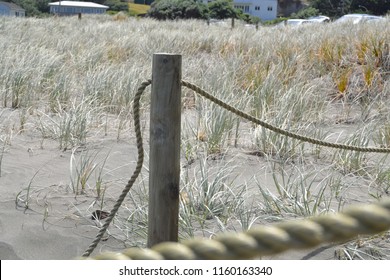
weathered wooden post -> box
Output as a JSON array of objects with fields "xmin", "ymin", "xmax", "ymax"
[{"xmin": 147, "ymin": 53, "xmax": 182, "ymax": 247}]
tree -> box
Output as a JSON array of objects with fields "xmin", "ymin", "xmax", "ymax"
[
  {"xmin": 36, "ymin": 0, "xmax": 50, "ymax": 14},
  {"xmin": 104, "ymin": 0, "xmax": 129, "ymax": 12},
  {"xmin": 290, "ymin": 7, "xmax": 319, "ymax": 19},
  {"xmin": 308, "ymin": 0, "xmax": 389, "ymax": 17},
  {"xmin": 350, "ymin": 0, "xmax": 390, "ymax": 15},
  {"xmin": 134, "ymin": 0, "xmax": 154, "ymax": 4},
  {"xmin": 184, "ymin": 1, "xmax": 209, "ymax": 19},
  {"xmin": 208, "ymin": 0, "xmax": 238, "ymax": 19},
  {"xmin": 9, "ymin": 0, "xmax": 43, "ymax": 16},
  {"xmin": 308, "ymin": 0, "xmax": 348, "ymax": 17},
  {"xmin": 147, "ymin": 0, "xmax": 209, "ymax": 20}
]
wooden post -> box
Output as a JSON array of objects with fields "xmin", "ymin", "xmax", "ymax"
[{"xmin": 147, "ymin": 54, "xmax": 182, "ymax": 248}]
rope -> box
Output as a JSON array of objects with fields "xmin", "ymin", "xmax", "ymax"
[
  {"xmin": 81, "ymin": 79, "xmax": 152, "ymax": 257},
  {"xmin": 83, "ymin": 79, "xmax": 390, "ymax": 258},
  {"xmin": 181, "ymin": 80, "xmax": 390, "ymax": 153},
  {"xmin": 89, "ymin": 199, "xmax": 390, "ymax": 259}
]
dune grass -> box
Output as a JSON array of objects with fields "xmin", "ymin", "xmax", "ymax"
[{"xmin": 1, "ymin": 14, "xmax": 390, "ymax": 259}]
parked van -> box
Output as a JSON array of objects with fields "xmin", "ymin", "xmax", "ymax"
[{"xmin": 335, "ymin": 14, "xmax": 385, "ymax": 24}]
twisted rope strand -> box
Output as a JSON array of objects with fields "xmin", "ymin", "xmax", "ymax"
[
  {"xmin": 181, "ymin": 80, "xmax": 390, "ymax": 153},
  {"xmin": 81, "ymin": 79, "xmax": 152, "ymax": 257},
  {"xmin": 90, "ymin": 199, "xmax": 390, "ymax": 259}
]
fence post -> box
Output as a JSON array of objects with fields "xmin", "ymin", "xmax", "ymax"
[{"xmin": 147, "ymin": 53, "xmax": 182, "ymax": 248}]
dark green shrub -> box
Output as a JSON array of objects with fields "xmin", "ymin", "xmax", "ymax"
[{"xmin": 147, "ymin": 0, "xmax": 209, "ymax": 20}]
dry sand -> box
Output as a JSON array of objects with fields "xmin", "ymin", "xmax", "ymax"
[{"xmin": 0, "ymin": 108, "xmax": 137, "ymax": 259}]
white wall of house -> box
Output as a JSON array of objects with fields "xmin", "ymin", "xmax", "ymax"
[
  {"xmin": 233, "ymin": 0, "xmax": 277, "ymax": 20},
  {"xmin": 203, "ymin": 0, "xmax": 278, "ymax": 21},
  {"xmin": 48, "ymin": 1, "xmax": 108, "ymax": 15}
]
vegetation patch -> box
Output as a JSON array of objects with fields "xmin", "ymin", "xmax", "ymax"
[
  {"xmin": 1, "ymin": 15, "xmax": 389, "ymax": 260},
  {"xmin": 129, "ymin": 3, "xmax": 150, "ymax": 16}
]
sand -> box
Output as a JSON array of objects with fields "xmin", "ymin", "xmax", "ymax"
[{"xmin": 0, "ymin": 108, "xmax": 137, "ymax": 259}]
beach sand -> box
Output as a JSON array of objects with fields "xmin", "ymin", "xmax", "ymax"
[{"xmin": 0, "ymin": 112, "xmax": 135, "ymax": 259}]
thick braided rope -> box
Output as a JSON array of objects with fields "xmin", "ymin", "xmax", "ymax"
[
  {"xmin": 90, "ymin": 199, "xmax": 390, "ymax": 259},
  {"xmin": 81, "ymin": 79, "xmax": 152, "ymax": 257},
  {"xmin": 182, "ymin": 80, "xmax": 390, "ymax": 153}
]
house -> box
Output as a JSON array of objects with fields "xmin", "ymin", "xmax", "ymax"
[
  {"xmin": 48, "ymin": 1, "xmax": 109, "ymax": 16},
  {"xmin": 203, "ymin": 0, "xmax": 278, "ymax": 21},
  {"xmin": 133, "ymin": 0, "xmax": 154, "ymax": 4},
  {"xmin": 0, "ymin": 1, "xmax": 25, "ymax": 17},
  {"xmin": 233, "ymin": 0, "xmax": 277, "ymax": 20}
]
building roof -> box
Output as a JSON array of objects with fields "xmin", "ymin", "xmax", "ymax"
[
  {"xmin": 0, "ymin": 1, "xmax": 25, "ymax": 11},
  {"xmin": 48, "ymin": 1, "xmax": 109, "ymax": 9}
]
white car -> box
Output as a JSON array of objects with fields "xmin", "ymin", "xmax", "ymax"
[
  {"xmin": 278, "ymin": 19, "xmax": 311, "ymax": 26},
  {"xmin": 307, "ymin": 15, "xmax": 330, "ymax": 23},
  {"xmin": 277, "ymin": 16, "xmax": 330, "ymax": 27},
  {"xmin": 335, "ymin": 14, "xmax": 385, "ymax": 24}
]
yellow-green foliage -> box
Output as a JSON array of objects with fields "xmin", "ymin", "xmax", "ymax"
[
  {"xmin": 333, "ymin": 68, "xmax": 352, "ymax": 97},
  {"xmin": 129, "ymin": 3, "xmax": 150, "ymax": 16}
]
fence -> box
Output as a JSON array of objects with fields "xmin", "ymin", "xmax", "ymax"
[{"xmin": 82, "ymin": 53, "xmax": 390, "ymax": 259}]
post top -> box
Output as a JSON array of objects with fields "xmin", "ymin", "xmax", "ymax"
[{"xmin": 153, "ymin": 53, "xmax": 182, "ymax": 56}]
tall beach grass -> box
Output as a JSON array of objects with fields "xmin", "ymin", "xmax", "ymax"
[{"xmin": 1, "ymin": 15, "xmax": 390, "ymax": 259}]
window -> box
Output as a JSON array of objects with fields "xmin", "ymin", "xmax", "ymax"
[
  {"xmin": 255, "ymin": 6, "xmax": 260, "ymax": 11},
  {"xmin": 267, "ymin": 6, "xmax": 273, "ymax": 11},
  {"xmin": 234, "ymin": 5, "xmax": 249, "ymax": 13}
]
